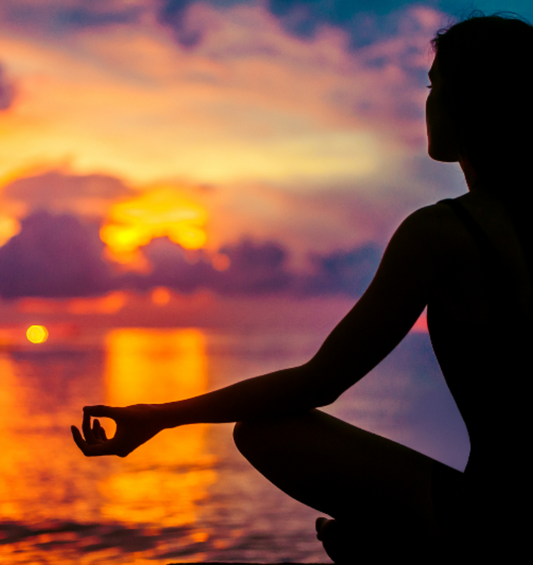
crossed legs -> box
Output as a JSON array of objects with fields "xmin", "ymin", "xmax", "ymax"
[{"xmin": 233, "ymin": 409, "xmax": 442, "ymax": 562}]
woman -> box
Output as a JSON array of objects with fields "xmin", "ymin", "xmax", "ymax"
[{"xmin": 72, "ymin": 12, "xmax": 533, "ymax": 562}]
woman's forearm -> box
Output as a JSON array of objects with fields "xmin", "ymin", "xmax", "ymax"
[
  {"xmin": 71, "ymin": 362, "xmax": 337, "ymax": 458},
  {"xmin": 155, "ymin": 363, "xmax": 333, "ymax": 429}
]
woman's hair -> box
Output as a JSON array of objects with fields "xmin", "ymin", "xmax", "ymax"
[
  {"xmin": 431, "ymin": 11, "xmax": 533, "ymax": 186},
  {"xmin": 431, "ymin": 11, "xmax": 533, "ymax": 272}
]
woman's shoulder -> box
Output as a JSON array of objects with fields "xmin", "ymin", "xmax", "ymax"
[
  {"xmin": 439, "ymin": 191, "xmax": 526, "ymax": 265},
  {"xmin": 394, "ymin": 198, "xmax": 476, "ymax": 257},
  {"xmin": 402, "ymin": 196, "xmax": 471, "ymax": 228},
  {"xmin": 417, "ymin": 192, "xmax": 533, "ymax": 310},
  {"xmin": 401, "ymin": 193, "xmax": 510, "ymax": 248}
]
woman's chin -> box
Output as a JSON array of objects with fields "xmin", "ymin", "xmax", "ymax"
[{"xmin": 428, "ymin": 144, "xmax": 459, "ymax": 163}]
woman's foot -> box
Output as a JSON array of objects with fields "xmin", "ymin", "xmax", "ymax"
[
  {"xmin": 315, "ymin": 517, "xmax": 354, "ymax": 564},
  {"xmin": 315, "ymin": 517, "xmax": 336, "ymax": 541},
  {"xmin": 316, "ymin": 516, "xmax": 439, "ymax": 564}
]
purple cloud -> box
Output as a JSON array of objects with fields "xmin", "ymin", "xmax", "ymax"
[
  {"xmin": 0, "ymin": 211, "xmax": 382, "ymax": 300},
  {"xmin": 2, "ymin": 170, "xmax": 135, "ymax": 218},
  {"xmin": 0, "ymin": 0, "xmax": 142, "ymax": 34},
  {"xmin": 130, "ymin": 236, "xmax": 379, "ymax": 298},
  {"xmin": 0, "ymin": 63, "xmax": 16, "ymax": 110},
  {"xmin": 215, "ymin": 238, "xmax": 292, "ymax": 294},
  {"xmin": 156, "ymin": 0, "xmax": 206, "ymax": 48},
  {"xmin": 125, "ymin": 236, "xmax": 215, "ymax": 293},
  {"xmin": 298, "ymin": 244, "xmax": 382, "ymax": 297},
  {"xmin": 125, "ymin": 236, "xmax": 292, "ymax": 295},
  {"xmin": 266, "ymin": 0, "xmax": 436, "ymax": 47},
  {"xmin": 0, "ymin": 211, "xmax": 112, "ymax": 299}
]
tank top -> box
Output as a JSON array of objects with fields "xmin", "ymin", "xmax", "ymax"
[{"xmin": 427, "ymin": 198, "xmax": 531, "ymax": 556}]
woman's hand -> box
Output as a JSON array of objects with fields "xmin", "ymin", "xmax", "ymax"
[{"xmin": 71, "ymin": 404, "xmax": 166, "ymax": 457}]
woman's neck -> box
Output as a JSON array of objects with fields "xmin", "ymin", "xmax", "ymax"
[{"xmin": 459, "ymin": 155, "xmax": 480, "ymax": 191}]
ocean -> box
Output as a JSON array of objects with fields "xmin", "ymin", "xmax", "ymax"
[{"xmin": 0, "ymin": 327, "xmax": 469, "ymax": 564}]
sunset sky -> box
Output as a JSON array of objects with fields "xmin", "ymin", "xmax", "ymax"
[{"xmin": 0, "ymin": 0, "xmax": 530, "ymax": 330}]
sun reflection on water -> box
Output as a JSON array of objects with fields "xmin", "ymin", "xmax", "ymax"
[
  {"xmin": 0, "ymin": 327, "xmax": 218, "ymax": 563},
  {"xmin": 101, "ymin": 328, "xmax": 217, "ymax": 527}
]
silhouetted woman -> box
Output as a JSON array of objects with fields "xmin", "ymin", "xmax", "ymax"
[{"xmin": 72, "ymin": 12, "xmax": 533, "ymax": 562}]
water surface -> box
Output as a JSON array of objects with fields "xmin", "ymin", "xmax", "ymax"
[{"xmin": 0, "ymin": 327, "xmax": 468, "ymax": 563}]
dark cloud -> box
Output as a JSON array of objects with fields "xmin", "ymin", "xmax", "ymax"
[
  {"xmin": 124, "ymin": 236, "xmax": 216, "ymax": 292},
  {"xmin": 266, "ymin": 1, "xmax": 533, "ymax": 49},
  {"xmin": 129, "ymin": 236, "xmax": 379, "ymax": 298},
  {"xmin": 2, "ymin": 1, "xmax": 531, "ymax": 52},
  {"xmin": 0, "ymin": 211, "xmax": 381, "ymax": 300},
  {"xmin": 0, "ymin": 0, "xmax": 142, "ymax": 34},
  {"xmin": 215, "ymin": 238, "xmax": 292, "ymax": 294},
  {"xmin": 0, "ymin": 211, "xmax": 112, "ymax": 299},
  {"xmin": 266, "ymin": 0, "xmax": 426, "ymax": 47},
  {"xmin": 299, "ymin": 244, "xmax": 382, "ymax": 297},
  {"xmin": 56, "ymin": 5, "xmax": 142, "ymax": 29},
  {"xmin": 125, "ymin": 236, "xmax": 292, "ymax": 295},
  {"xmin": 0, "ymin": 63, "xmax": 16, "ymax": 111},
  {"xmin": 268, "ymin": 0, "xmax": 367, "ymax": 38},
  {"xmin": 156, "ymin": 0, "xmax": 206, "ymax": 48}
]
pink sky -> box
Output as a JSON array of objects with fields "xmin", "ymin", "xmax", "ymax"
[{"xmin": 0, "ymin": 1, "xmax": 462, "ymax": 330}]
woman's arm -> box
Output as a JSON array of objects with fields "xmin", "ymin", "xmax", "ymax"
[{"xmin": 72, "ymin": 203, "xmax": 454, "ymax": 457}]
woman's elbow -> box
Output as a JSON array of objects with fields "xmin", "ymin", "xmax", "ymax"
[
  {"xmin": 312, "ymin": 387, "xmax": 340, "ymax": 408},
  {"xmin": 299, "ymin": 362, "xmax": 341, "ymax": 408}
]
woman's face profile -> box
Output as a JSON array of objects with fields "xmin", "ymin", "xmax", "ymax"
[{"xmin": 426, "ymin": 57, "xmax": 460, "ymax": 163}]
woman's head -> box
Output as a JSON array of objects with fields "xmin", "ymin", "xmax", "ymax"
[
  {"xmin": 428, "ymin": 11, "xmax": 533, "ymax": 191},
  {"xmin": 426, "ymin": 55, "xmax": 460, "ymax": 163}
]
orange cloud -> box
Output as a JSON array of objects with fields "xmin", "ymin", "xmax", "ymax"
[
  {"xmin": 17, "ymin": 291, "xmax": 127, "ymax": 315},
  {"xmin": 0, "ymin": 3, "xmax": 441, "ymax": 189},
  {"xmin": 65, "ymin": 291, "xmax": 127, "ymax": 315},
  {"xmin": 0, "ymin": 215, "xmax": 20, "ymax": 246},
  {"xmin": 100, "ymin": 187, "xmax": 208, "ymax": 263}
]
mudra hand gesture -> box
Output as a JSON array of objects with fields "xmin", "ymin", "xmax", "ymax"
[{"xmin": 71, "ymin": 404, "xmax": 165, "ymax": 457}]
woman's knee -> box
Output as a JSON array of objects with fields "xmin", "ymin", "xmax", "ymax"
[
  {"xmin": 233, "ymin": 419, "xmax": 272, "ymax": 457},
  {"xmin": 233, "ymin": 410, "xmax": 324, "ymax": 457},
  {"xmin": 232, "ymin": 420, "xmax": 250, "ymax": 453}
]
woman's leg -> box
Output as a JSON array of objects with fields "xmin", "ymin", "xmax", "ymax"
[{"xmin": 233, "ymin": 409, "xmax": 441, "ymax": 561}]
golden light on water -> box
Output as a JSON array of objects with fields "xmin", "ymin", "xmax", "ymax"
[
  {"xmin": 0, "ymin": 327, "xmax": 216, "ymax": 558},
  {"xmin": 101, "ymin": 328, "xmax": 216, "ymax": 526},
  {"xmin": 26, "ymin": 325, "xmax": 49, "ymax": 344},
  {"xmin": 100, "ymin": 188, "xmax": 208, "ymax": 264}
]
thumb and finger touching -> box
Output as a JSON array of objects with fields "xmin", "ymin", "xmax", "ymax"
[
  {"xmin": 71, "ymin": 424, "xmax": 116, "ymax": 456},
  {"xmin": 72, "ymin": 404, "xmax": 163, "ymax": 458},
  {"xmin": 71, "ymin": 404, "xmax": 123, "ymax": 456},
  {"xmin": 84, "ymin": 405, "xmax": 120, "ymax": 420}
]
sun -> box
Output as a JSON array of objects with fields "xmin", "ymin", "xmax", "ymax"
[{"xmin": 26, "ymin": 325, "xmax": 49, "ymax": 344}]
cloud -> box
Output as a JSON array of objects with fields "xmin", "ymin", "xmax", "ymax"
[
  {"xmin": 125, "ymin": 236, "xmax": 215, "ymax": 292},
  {"xmin": 156, "ymin": 0, "xmax": 208, "ymax": 48},
  {"xmin": 127, "ymin": 235, "xmax": 380, "ymax": 298},
  {"xmin": 0, "ymin": 0, "xmax": 142, "ymax": 34},
  {"xmin": 0, "ymin": 63, "xmax": 15, "ymax": 111},
  {"xmin": 56, "ymin": 2, "xmax": 143, "ymax": 29},
  {"xmin": 0, "ymin": 211, "xmax": 112, "ymax": 298},
  {"xmin": 0, "ymin": 1, "xmax": 445, "ymax": 186},
  {"xmin": 267, "ymin": 0, "xmax": 406, "ymax": 43},
  {"xmin": 0, "ymin": 206, "xmax": 382, "ymax": 300},
  {"xmin": 215, "ymin": 238, "xmax": 292, "ymax": 294},
  {"xmin": 197, "ymin": 176, "xmax": 425, "ymax": 268},
  {"xmin": 125, "ymin": 236, "xmax": 292, "ymax": 295},
  {"xmin": 1, "ymin": 170, "xmax": 134, "ymax": 218},
  {"xmin": 299, "ymin": 243, "xmax": 382, "ymax": 297}
]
